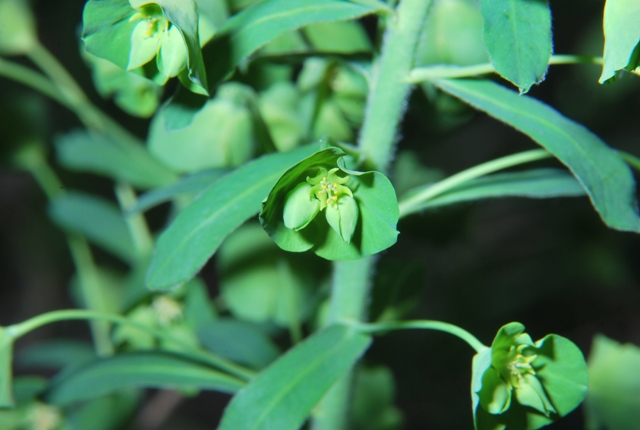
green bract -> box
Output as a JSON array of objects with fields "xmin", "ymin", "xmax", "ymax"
[
  {"xmin": 471, "ymin": 322, "xmax": 588, "ymax": 430},
  {"xmin": 82, "ymin": 0, "xmax": 208, "ymax": 94},
  {"xmin": 259, "ymin": 146, "xmax": 399, "ymax": 260}
]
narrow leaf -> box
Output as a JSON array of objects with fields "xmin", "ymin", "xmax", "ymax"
[
  {"xmin": 600, "ymin": 0, "xmax": 640, "ymax": 83},
  {"xmin": 49, "ymin": 192, "xmax": 137, "ymax": 262},
  {"xmin": 56, "ymin": 130, "xmax": 176, "ymax": 189},
  {"xmin": 46, "ymin": 351, "xmax": 245, "ymax": 406},
  {"xmin": 434, "ymin": 79, "xmax": 640, "ymax": 233},
  {"xmin": 218, "ymin": 324, "xmax": 371, "ymax": 430},
  {"xmin": 480, "ymin": 0, "xmax": 552, "ymax": 93},
  {"xmin": 129, "ymin": 168, "xmax": 230, "ymax": 214},
  {"xmin": 146, "ymin": 144, "xmax": 320, "ymax": 290},
  {"xmin": 402, "ymin": 169, "xmax": 586, "ymax": 212}
]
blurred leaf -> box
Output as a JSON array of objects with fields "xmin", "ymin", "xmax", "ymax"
[
  {"xmin": 416, "ymin": 0, "xmax": 488, "ymax": 67},
  {"xmin": 0, "ymin": 0, "xmax": 36, "ymax": 55},
  {"xmin": 434, "ymin": 79, "xmax": 640, "ymax": 233},
  {"xmin": 480, "ymin": 0, "xmax": 552, "ymax": 93},
  {"xmin": 197, "ymin": 319, "xmax": 281, "ymax": 370},
  {"xmin": 16, "ymin": 340, "xmax": 95, "ymax": 370},
  {"xmin": 82, "ymin": 0, "xmax": 138, "ymax": 70},
  {"xmin": 46, "ymin": 351, "xmax": 245, "ymax": 406},
  {"xmin": 401, "ymin": 168, "xmax": 586, "ymax": 213},
  {"xmin": 0, "ymin": 327, "xmax": 15, "ymax": 408},
  {"xmin": 148, "ymin": 83, "xmax": 256, "ymax": 173},
  {"xmin": 48, "ymin": 192, "xmax": 137, "ymax": 262},
  {"xmin": 218, "ymin": 324, "xmax": 371, "ymax": 430},
  {"xmin": 303, "ymin": 21, "xmax": 372, "ymax": 54},
  {"xmin": 81, "ymin": 46, "xmax": 163, "ymax": 118},
  {"xmin": 352, "ymin": 366, "xmax": 404, "ymax": 430},
  {"xmin": 585, "ymin": 334, "xmax": 640, "ymax": 430},
  {"xmin": 258, "ymin": 82, "xmax": 306, "ymax": 152},
  {"xmin": 129, "ymin": 168, "xmax": 230, "ymax": 214},
  {"xmin": 66, "ymin": 390, "xmax": 140, "ymax": 430},
  {"xmin": 392, "ymin": 150, "xmax": 443, "ymax": 196},
  {"xmin": 56, "ymin": 130, "xmax": 176, "ymax": 189},
  {"xmin": 165, "ymin": 0, "xmax": 383, "ymax": 129},
  {"xmin": 599, "ymin": 0, "xmax": 640, "ymax": 83},
  {"xmin": 183, "ymin": 277, "xmax": 217, "ymax": 328},
  {"xmin": 146, "ymin": 143, "xmax": 320, "ymax": 290},
  {"xmin": 12, "ymin": 377, "xmax": 48, "ymax": 405}
]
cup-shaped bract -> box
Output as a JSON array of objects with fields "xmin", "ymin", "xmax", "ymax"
[
  {"xmin": 471, "ymin": 322, "xmax": 588, "ymax": 430},
  {"xmin": 82, "ymin": 0, "xmax": 208, "ymax": 94},
  {"xmin": 260, "ymin": 146, "xmax": 399, "ymax": 260}
]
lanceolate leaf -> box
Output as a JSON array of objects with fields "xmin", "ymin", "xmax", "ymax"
[
  {"xmin": 56, "ymin": 130, "xmax": 177, "ymax": 189},
  {"xmin": 218, "ymin": 324, "xmax": 371, "ymax": 430},
  {"xmin": 46, "ymin": 351, "xmax": 245, "ymax": 406},
  {"xmin": 146, "ymin": 144, "xmax": 320, "ymax": 290},
  {"xmin": 480, "ymin": 0, "xmax": 552, "ymax": 93},
  {"xmin": 599, "ymin": 0, "xmax": 640, "ymax": 83},
  {"xmin": 49, "ymin": 192, "xmax": 138, "ymax": 262},
  {"xmin": 434, "ymin": 79, "xmax": 640, "ymax": 233},
  {"xmin": 401, "ymin": 169, "xmax": 586, "ymax": 214}
]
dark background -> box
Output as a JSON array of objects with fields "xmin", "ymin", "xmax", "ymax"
[{"xmin": 1, "ymin": 0, "xmax": 640, "ymax": 428}]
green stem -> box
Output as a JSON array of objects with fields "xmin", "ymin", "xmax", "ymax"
[
  {"xmin": 620, "ymin": 151, "xmax": 640, "ymax": 173},
  {"xmin": 407, "ymin": 54, "xmax": 623, "ymax": 82},
  {"xmin": 398, "ymin": 149, "xmax": 552, "ymax": 218},
  {"xmin": 5, "ymin": 309, "xmax": 255, "ymax": 381},
  {"xmin": 313, "ymin": 1, "xmax": 433, "ymax": 428},
  {"xmin": 358, "ymin": 0, "xmax": 434, "ymax": 172},
  {"xmin": 0, "ymin": 57, "xmax": 72, "ymax": 109},
  {"xmin": 115, "ymin": 183, "xmax": 154, "ymax": 258},
  {"xmin": 351, "ymin": 320, "xmax": 486, "ymax": 353}
]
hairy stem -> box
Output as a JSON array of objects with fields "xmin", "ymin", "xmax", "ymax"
[{"xmin": 313, "ymin": 1, "xmax": 433, "ymax": 429}]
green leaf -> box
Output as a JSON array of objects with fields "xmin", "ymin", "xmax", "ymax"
[
  {"xmin": 82, "ymin": 0, "xmax": 138, "ymax": 70},
  {"xmin": 152, "ymin": 0, "xmax": 208, "ymax": 92},
  {"xmin": 164, "ymin": 0, "xmax": 382, "ymax": 130},
  {"xmin": 480, "ymin": 0, "xmax": 552, "ymax": 93},
  {"xmin": 128, "ymin": 168, "xmax": 230, "ymax": 214},
  {"xmin": 146, "ymin": 143, "xmax": 320, "ymax": 290},
  {"xmin": 434, "ymin": 79, "xmax": 640, "ymax": 233},
  {"xmin": 351, "ymin": 366, "xmax": 404, "ymax": 430},
  {"xmin": 81, "ymin": 46, "xmax": 164, "ymax": 118},
  {"xmin": 48, "ymin": 192, "xmax": 137, "ymax": 262},
  {"xmin": 599, "ymin": 0, "xmax": 640, "ymax": 83},
  {"xmin": 46, "ymin": 351, "xmax": 245, "ymax": 406},
  {"xmin": 585, "ymin": 334, "xmax": 640, "ymax": 430},
  {"xmin": 303, "ymin": 21, "xmax": 372, "ymax": 54},
  {"xmin": 0, "ymin": 0, "xmax": 37, "ymax": 55},
  {"xmin": 401, "ymin": 169, "xmax": 586, "ymax": 212},
  {"xmin": 218, "ymin": 324, "xmax": 371, "ymax": 430},
  {"xmin": 0, "ymin": 327, "xmax": 15, "ymax": 408},
  {"xmin": 56, "ymin": 130, "xmax": 177, "ymax": 189},
  {"xmin": 66, "ymin": 390, "xmax": 140, "ymax": 430},
  {"xmin": 148, "ymin": 83, "xmax": 257, "ymax": 173},
  {"xmin": 197, "ymin": 319, "xmax": 281, "ymax": 370},
  {"xmin": 16, "ymin": 340, "xmax": 95, "ymax": 370}
]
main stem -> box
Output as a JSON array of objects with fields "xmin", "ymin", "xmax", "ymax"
[{"xmin": 312, "ymin": 1, "xmax": 432, "ymax": 429}]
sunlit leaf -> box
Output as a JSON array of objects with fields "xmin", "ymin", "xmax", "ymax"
[
  {"xmin": 480, "ymin": 0, "xmax": 552, "ymax": 92},
  {"xmin": 146, "ymin": 143, "xmax": 320, "ymax": 290},
  {"xmin": 434, "ymin": 79, "xmax": 640, "ymax": 233},
  {"xmin": 218, "ymin": 324, "xmax": 371, "ymax": 430}
]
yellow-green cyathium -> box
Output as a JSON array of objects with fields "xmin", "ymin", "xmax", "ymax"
[
  {"xmin": 260, "ymin": 145, "xmax": 399, "ymax": 260},
  {"xmin": 471, "ymin": 322, "xmax": 588, "ymax": 430}
]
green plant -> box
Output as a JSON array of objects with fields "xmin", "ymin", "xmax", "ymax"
[{"xmin": 1, "ymin": 0, "xmax": 639, "ymax": 429}]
